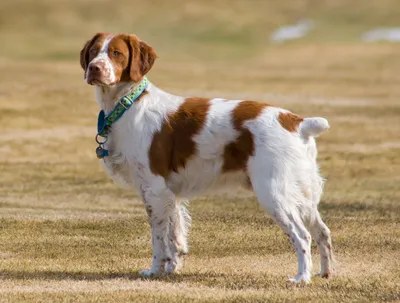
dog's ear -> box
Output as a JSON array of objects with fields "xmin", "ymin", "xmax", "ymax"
[
  {"xmin": 80, "ymin": 33, "xmax": 108, "ymax": 73},
  {"xmin": 138, "ymin": 40, "xmax": 157, "ymax": 79},
  {"xmin": 125, "ymin": 35, "xmax": 157, "ymax": 82}
]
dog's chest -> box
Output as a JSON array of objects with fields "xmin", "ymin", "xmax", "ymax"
[
  {"xmin": 102, "ymin": 154, "xmax": 134, "ymax": 189},
  {"xmin": 101, "ymin": 128, "xmax": 143, "ymax": 189}
]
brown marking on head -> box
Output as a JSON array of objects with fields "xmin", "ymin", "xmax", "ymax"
[
  {"xmin": 79, "ymin": 32, "xmax": 110, "ymax": 77},
  {"xmin": 113, "ymin": 34, "xmax": 157, "ymax": 83},
  {"xmin": 278, "ymin": 112, "xmax": 304, "ymax": 132},
  {"xmin": 149, "ymin": 98, "xmax": 210, "ymax": 178},
  {"xmin": 80, "ymin": 33, "xmax": 157, "ymax": 85},
  {"xmin": 222, "ymin": 101, "xmax": 269, "ymax": 172},
  {"xmin": 104, "ymin": 35, "xmax": 131, "ymax": 82}
]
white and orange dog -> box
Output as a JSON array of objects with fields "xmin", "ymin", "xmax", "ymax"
[{"xmin": 80, "ymin": 33, "xmax": 333, "ymax": 283}]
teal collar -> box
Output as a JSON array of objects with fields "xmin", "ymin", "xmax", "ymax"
[{"xmin": 95, "ymin": 77, "xmax": 149, "ymax": 158}]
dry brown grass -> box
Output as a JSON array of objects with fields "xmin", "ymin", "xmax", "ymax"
[{"xmin": 1, "ymin": 0, "xmax": 400, "ymax": 302}]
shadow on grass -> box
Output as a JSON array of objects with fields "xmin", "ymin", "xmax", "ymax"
[
  {"xmin": 319, "ymin": 201, "xmax": 399, "ymax": 217},
  {"xmin": 0, "ymin": 270, "xmax": 286, "ymax": 290},
  {"xmin": 0, "ymin": 270, "xmax": 226, "ymax": 282}
]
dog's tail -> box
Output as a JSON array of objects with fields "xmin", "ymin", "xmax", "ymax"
[{"xmin": 299, "ymin": 117, "xmax": 330, "ymax": 139}]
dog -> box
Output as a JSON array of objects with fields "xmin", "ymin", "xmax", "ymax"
[{"xmin": 80, "ymin": 32, "xmax": 334, "ymax": 283}]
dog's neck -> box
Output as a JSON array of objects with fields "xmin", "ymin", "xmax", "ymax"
[{"xmin": 95, "ymin": 81, "xmax": 136, "ymax": 114}]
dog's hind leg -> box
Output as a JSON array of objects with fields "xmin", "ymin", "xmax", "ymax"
[
  {"xmin": 166, "ymin": 201, "xmax": 191, "ymax": 274},
  {"xmin": 309, "ymin": 209, "xmax": 334, "ymax": 278},
  {"xmin": 304, "ymin": 172, "xmax": 334, "ymax": 278},
  {"xmin": 249, "ymin": 162, "xmax": 313, "ymax": 283},
  {"xmin": 273, "ymin": 208, "xmax": 313, "ymax": 283}
]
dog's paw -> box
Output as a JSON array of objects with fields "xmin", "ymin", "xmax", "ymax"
[
  {"xmin": 165, "ymin": 258, "xmax": 184, "ymax": 274},
  {"xmin": 165, "ymin": 262, "xmax": 178, "ymax": 274},
  {"xmin": 139, "ymin": 269, "xmax": 160, "ymax": 278},
  {"xmin": 287, "ymin": 273, "xmax": 311, "ymax": 284},
  {"xmin": 315, "ymin": 271, "xmax": 331, "ymax": 279}
]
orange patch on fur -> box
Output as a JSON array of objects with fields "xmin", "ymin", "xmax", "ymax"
[
  {"xmin": 149, "ymin": 98, "xmax": 210, "ymax": 178},
  {"xmin": 107, "ymin": 35, "xmax": 131, "ymax": 82},
  {"xmin": 222, "ymin": 101, "xmax": 269, "ymax": 172},
  {"xmin": 278, "ymin": 112, "xmax": 303, "ymax": 132},
  {"xmin": 80, "ymin": 33, "xmax": 110, "ymax": 74}
]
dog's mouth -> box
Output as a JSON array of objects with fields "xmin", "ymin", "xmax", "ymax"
[
  {"xmin": 88, "ymin": 79, "xmax": 105, "ymax": 86},
  {"xmin": 86, "ymin": 76, "xmax": 116, "ymax": 87},
  {"xmin": 87, "ymin": 77, "xmax": 108, "ymax": 86}
]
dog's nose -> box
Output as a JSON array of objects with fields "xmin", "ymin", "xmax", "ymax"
[{"xmin": 89, "ymin": 64, "xmax": 101, "ymax": 72}]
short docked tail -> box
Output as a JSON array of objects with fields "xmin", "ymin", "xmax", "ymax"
[{"xmin": 299, "ymin": 117, "xmax": 330, "ymax": 138}]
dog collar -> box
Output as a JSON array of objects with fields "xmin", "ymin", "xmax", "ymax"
[{"xmin": 95, "ymin": 77, "xmax": 149, "ymax": 159}]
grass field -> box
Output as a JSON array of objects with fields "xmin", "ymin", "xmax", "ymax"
[{"xmin": 1, "ymin": 0, "xmax": 400, "ymax": 302}]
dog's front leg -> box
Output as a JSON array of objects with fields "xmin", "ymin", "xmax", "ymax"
[
  {"xmin": 166, "ymin": 202, "xmax": 191, "ymax": 274},
  {"xmin": 140, "ymin": 182, "xmax": 175, "ymax": 277}
]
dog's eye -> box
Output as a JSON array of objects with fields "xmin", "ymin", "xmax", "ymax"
[
  {"xmin": 112, "ymin": 50, "xmax": 121, "ymax": 57},
  {"xmin": 90, "ymin": 48, "xmax": 97, "ymax": 55}
]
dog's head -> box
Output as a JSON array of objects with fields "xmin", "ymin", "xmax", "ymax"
[{"xmin": 80, "ymin": 33, "xmax": 157, "ymax": 86}]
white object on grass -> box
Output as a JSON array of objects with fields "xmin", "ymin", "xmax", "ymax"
[
  {"xmin": 362, "ymin": 28, "xmax": 400, "ymax": 42},
  {"xmin": 270, "ymin": 19, "xmax": 314, "ymax": 43}
]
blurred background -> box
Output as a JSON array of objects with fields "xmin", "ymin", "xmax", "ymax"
[
  {"xmin": 1, "ymin": 0, "xmax": 399, "ymax": 199},
  {"xmin": 0, "ymin": 1, "xmax": 399, "ymax": 301},
  {"xmin": 2, "ymin": 0, "xmax": 400, "ymax": 94}
]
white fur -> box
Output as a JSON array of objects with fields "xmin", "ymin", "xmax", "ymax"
[
  {"xmin": 86, "ymin": 37, "xmax": 116, "ymax": 85},
  {"xmin": 91, "ymin": 78, "xmax": 333, "ymax": 283},
  {"xmin": 299, "ymin": 117, "xmax": 330, "ymax": 139}
]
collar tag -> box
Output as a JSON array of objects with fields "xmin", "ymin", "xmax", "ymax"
[{"xmin": 96, "ymin": 146, "xmax": 109, "ymax": 158}]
